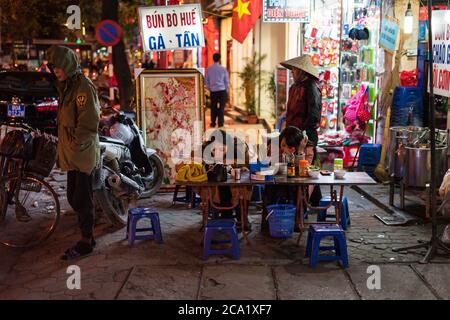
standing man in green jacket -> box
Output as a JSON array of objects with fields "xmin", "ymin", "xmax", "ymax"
[{"xmin": 47, "ymin": 45, "xmax": 100, "ymax": 260}]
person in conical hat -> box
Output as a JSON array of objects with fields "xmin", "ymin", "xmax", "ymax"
[
  {"xmin": 280, "ymin": 54, "xmax": 321, "ymax": 159},
  {"xmin": 280, "ymin": 54, "xmax": 322, "ymax": 207}
]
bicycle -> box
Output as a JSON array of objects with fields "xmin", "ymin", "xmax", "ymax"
[{"xmin": 0, "ymin": 121, "xmax": 60, "ymax": 248}]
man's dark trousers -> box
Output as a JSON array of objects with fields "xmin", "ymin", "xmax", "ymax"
[
  {"xmin": 210, "ymin": 90, "xmax": 227, "ymax": 127},
  {"xmin": 67, "ymin": 171, "xmax": 95, "ymax": 239}
]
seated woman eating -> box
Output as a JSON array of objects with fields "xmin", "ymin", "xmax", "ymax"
[
  {"xmin": 202, "ymin": 129, "xmax": 252, "ymax": 231},
  {"xmin": 262, "ymin": 126, "xmax": 322, "ymax": 232}
]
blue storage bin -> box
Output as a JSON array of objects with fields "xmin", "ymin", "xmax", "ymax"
[
  {"xmin": 266, "ymin": 204, "xmax": 296, "ymax": 238},
  {"xmin": 358, "ymin": 144, "xmax": 381, "ymax": 168}
]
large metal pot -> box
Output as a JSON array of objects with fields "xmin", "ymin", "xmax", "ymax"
[
  {"xmin": 405, "ymin": 146, "xmax": 448, "ymax": 187},
  {"xmin": 387, "ymin": 127, "xmax": 409, "ymax": 178}
]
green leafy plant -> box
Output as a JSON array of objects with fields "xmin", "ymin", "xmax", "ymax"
[
  {"xmin": 267, "ymin": 72, "xmax": 276, "ymax": 105},
  {"xmin": 266, "ymin": 71, "xmax": 277, "ymax": 118},
  {"xmin": 238, "ymin": 53, "xmax": 267, "ymax": 115}
]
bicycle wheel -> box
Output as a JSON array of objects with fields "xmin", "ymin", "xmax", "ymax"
[{"xmin": 0, "ymin": 173, "xmax": 60, "ymax": 248}]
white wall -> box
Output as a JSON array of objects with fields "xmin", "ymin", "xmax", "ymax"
[
  {"xmin": 255, "ymin": 19, "xmax": 287, "ymax": 122},
  {"xmin": 220, "ymin": 17, "xmax": 253, "ymax": 113}
]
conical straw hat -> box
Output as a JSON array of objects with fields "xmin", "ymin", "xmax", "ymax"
[{"xmin": 280, "ymin": 55, "xmax": 319, "ymax": 79}]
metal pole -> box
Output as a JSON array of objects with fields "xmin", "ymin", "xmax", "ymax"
[
  {"xmin": 424, "ymin": 0, "xmax": 438, "ymax": 262},
  {"xmin": 108, "ymin": 46, "xmax": 114, "ymax": 102},
  {"xmin": 258, "ymin": 18, "xmax": 262, "ymax": 117},
  {"xmin": 0, "ymin": 8, "xmax": 2, "ymax": 56}
]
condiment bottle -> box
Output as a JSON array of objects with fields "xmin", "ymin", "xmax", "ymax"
[
  {"xmin": 334, "ymin": 158, "xmax": 344, "ymax": 171},
  {"xmin": 287, "ymin": 148, "xmax": 296, "ymax": 178},
  {"xmin": 299, "ymin": 160, "xmax": 309, "ymax": 177}
]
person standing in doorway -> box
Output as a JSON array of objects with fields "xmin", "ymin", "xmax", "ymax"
[
  {"xmin": 47, "ymin": 45, "xmax": 100, "ymax": 260},
  {"xmin": 205, "ymin": 53, "xmax": 229, "ymax": 128}
]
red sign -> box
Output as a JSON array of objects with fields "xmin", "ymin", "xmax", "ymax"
[
  {"xmin": 419, "ymin": 6, "xmax": 447, "ymax": 21},
  {"xmin": 96, "ymin": 20, "xmax": 122, "ymax": 46}
]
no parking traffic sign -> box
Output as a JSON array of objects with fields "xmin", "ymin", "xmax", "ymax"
[{"xmin": 96, "ymin": 20, "xmax": 122, "ymax": 46}]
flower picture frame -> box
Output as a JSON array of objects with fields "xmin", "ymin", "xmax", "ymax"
[{"xmin": 136, "ymin": 69, "xmax": 205, "ymax": 185}]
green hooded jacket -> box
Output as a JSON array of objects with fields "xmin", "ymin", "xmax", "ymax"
[{"xmin": 47, "ymin": 45, "xmax": 100, "ymax": 174}]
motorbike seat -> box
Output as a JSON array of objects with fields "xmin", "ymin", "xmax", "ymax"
[{"xmin": 99, "ymin": 136, "xmax": 126, "ymax": 146}]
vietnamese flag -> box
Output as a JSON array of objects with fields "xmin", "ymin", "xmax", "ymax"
[{"xmin": 231, "ymin": 0, "xmax": 262, "ymax": 44}]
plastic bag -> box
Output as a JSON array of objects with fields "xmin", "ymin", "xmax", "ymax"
[
  {"xmin": 25, "ymin": 132, "xmax": 57, "ymax": 177},
  {"xmin": 0, "ymin": 129, "xmax": 34, "ymax": 159},
  {"xmin": 400, "ymin": 70, "xmax": 418, "ymax": 87}
]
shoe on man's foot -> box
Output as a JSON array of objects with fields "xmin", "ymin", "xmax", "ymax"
[{"xmin": 61, "ymin": 241, "xmax": 93, "ymax": 261}]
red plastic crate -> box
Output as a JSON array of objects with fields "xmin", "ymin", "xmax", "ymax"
[{"xmin": 343, "ymin": 146, "xmax": 359, "ymax": 168}]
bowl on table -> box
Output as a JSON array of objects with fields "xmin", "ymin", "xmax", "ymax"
[
  {"xmin": 308, "ymin": 169, "xmax": 320, "ymax": 179},
  {"xmin": 334, "ymin": 169, "xmax": 346, "ymax": 179}
]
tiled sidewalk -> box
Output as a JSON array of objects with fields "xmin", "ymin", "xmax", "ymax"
[{"xmin": 0, "ymin": 173, "xmax": 448, "ymax": 300}]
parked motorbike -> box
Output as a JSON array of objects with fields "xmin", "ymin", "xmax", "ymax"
[{"xmin": 94, "ymin": 107, "xmax": 164, "ymax": 226}]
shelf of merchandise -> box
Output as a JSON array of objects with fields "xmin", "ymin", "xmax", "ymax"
[{"xmin": 338, "ymin": 0, "xmax": 381, "ymax": 143}]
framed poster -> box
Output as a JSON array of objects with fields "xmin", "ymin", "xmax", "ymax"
[{"xmin": 136, "ymin": 69, "xmax": 205, "ymax": 185}]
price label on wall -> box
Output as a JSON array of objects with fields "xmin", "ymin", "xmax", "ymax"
[{"xmin": 138, "ymin": 4, "xmax": 205, "ymax": 52}]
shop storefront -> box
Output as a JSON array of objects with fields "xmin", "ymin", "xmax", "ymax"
[{"xmin": 293, "ymin": 0, "xmax": 381, "ymax": 167}]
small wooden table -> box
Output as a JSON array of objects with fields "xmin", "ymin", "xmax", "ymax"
[
  {"xmin": 178, "ymin": 172, "xmax": 377, "ymax": 246},
  {"xmin": 182, "ymin": 174, "xmax": 264, "ymax": 245}
]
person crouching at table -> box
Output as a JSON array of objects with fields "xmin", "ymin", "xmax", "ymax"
[
  {"xmin": 202, "ymin": 129, "xmax": 252, "ymax": 231},
  {"xmin": 261, "ymin": 126, "xmax": 322, "ymax": 232}
]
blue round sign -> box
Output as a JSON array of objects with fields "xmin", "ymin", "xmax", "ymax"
[{"xmin": 96, "ymin": 20, "xmax": 122, "ymax": 46}]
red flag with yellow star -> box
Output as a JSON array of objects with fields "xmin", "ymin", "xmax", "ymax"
[{"xmin": 231, "ymin": 0, "xmax": 262, "ymax": 44}]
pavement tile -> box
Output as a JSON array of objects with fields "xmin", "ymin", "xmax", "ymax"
[
  {"xmin": 347, "ymin": 264, "xmax": 437, "ymax": 300},
  {"xmin": 200, "ymin": 265, "xmax": 275, "ymax": 300},
  {"xmin": 275, "ymin": 263, "xmax": 359, "ymax": 300},
  {"xmin": 117, "ymin": 266, "xmax": 201, "ymax": 300},
  {"xmin": 413, "ymin": 264, "xmax": 450, "ymax": 299},
  {"xmin": 0, "ymin": 181, "xmax": 448, "ymax": 300}
]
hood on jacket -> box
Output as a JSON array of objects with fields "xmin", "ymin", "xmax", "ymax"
[{"xmin": 47, "ymin": 45, "xmax": 81, "ymax": 78}]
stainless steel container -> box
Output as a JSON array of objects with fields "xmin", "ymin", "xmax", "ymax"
[
  {"xmin": 405, "ymin": 146, "xmax": 448, "ymax": 187},
  {"xmin": 388, "ymin": 127, "xmax": 409, "ymax": 178},
  {"xmin": 406, "ymin": 126, "xmax": 427, "ymax": 144}
]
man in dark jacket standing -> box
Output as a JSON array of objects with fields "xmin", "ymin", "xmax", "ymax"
[{"xmin": 47, "ymin": 45, "xmax": 100, "ymax": 260}]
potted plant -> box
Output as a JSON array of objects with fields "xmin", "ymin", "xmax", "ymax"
[
  {"xmin": 266, "ymin": 71, "xmax": 277, "ymax": 119},
  {"xmin": 239, "ymin": 53, "xmax": 266, "ymax": 124}
]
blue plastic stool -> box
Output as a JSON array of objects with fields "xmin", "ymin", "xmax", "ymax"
[
  {"xmin": 358, "ymin": 144, "xmax": 381, "ymax": 171},
  {"xmin": 173, "ymin": 185, "xmax": 201, "ymax": 208},
  {"xmin": 306, "ymin": 224, "xmax": 349, "ymax": 268},
  {"xmin": 126, "ymin": 208, "xmax": 163, "ymax": 246},
  {"xmin": 317, "ymin": 196, "xmax": 350, "ymax": 230},
  {"xmin": 251, "ymin": 185, "xmax": 264, "ymax": 202},
  {"xmin": 203, "ymin": 219, "xmax": 240, "ymax": 260}
]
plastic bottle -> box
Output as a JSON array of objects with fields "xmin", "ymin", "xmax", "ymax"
[
  {"xmin": 334, "ymin": 158, "xmax": 344, "ymax": 171},
  {"xmin": 287, "ymin": 148, "xmax": 296, "ymax": 178}
]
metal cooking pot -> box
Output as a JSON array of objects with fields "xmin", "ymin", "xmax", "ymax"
[
  {"xmin": 405, "ymin": 146, "xmax": 448, "ymax": 187},
  {"xmin": 388, "ymin": 127, "xmax": 409, "ymax": 178}
]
